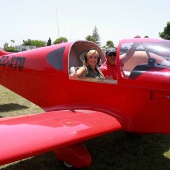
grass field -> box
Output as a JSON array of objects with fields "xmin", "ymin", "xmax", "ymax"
[{"xmin": 0, "ymin": 85, "xmax": 170, "ymax": 170}]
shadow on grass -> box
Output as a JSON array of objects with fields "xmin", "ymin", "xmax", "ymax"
[
  {"xmin": 0, "ymin": 103, "xmax": 28, "ymax": 112},
  {"xmin": 0, "ymin": 131, "xmax": 169, "ymax": 170}
]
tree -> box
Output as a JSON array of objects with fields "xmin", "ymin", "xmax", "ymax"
[
  {"xmin": 11, "ymin": 40, "xmax": 15, "ymax": 47},
  {"xmin": 53, "ymin": 37, "xmax": 68, "ymax": 44},
  {"xmin": 3, "ymin": 43, "xmax": 8, "ymax": 49},
  {"xmin": 106, "ymin": 40, "xmax": 114, "ymax": 48},
  {"xmin": 22, "ymin": 39, "xmax": 46, "ymax": 47},
  {"xmin": 92, "ymin": 26, "xmax": 100, "ymax": 45},
  {"xmin": 159, "ymin": 22, "xmax": 170, "ymax": 40},
  {"xmin": 85, "ymin": 35, "xmax": 96, "ymax": 43},
  {"xmin": 4, "ymin": 43, "xmax": 18, "ymax": 52},
  {"xmin": 22, "ymin": 39, "xmax": 32, "ymax": 46},
  {"xmin": 31, "ymin": 40, "xmax": 46, "ymax": 47},
  {"xmin": 85, "ymin": 26, "xmax": 101, "ymax": 45},
  {"xmin": 47, "ymin": 37, "xmax": 52, "ymax": 46}
]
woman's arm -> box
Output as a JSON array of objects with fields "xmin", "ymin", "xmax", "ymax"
[{"xmin": 69, "ymin": 67, "xmax": 86, "ymax": 79}]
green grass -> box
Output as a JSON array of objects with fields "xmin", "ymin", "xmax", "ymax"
[
  {"xmin": 0, "ymin": 85, "xmax": 43, "ymax": 117},
  {"xmin": 0, "ymin": 85, "xmax": 170, "ymax": 170}
]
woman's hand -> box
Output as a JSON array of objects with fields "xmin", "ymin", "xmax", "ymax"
[{"xmin": 69, "ymin": 73, "xmax": 79, "ymax": 79}]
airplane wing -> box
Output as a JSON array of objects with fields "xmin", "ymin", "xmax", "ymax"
[{"xmin": 0, "ymin": 109, "xmax": 122, "ymax": 165}]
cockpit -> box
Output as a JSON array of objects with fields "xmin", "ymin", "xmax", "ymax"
[{"xmin": 68, "ymin": 41, "xmax": 116, "ymax": 83}]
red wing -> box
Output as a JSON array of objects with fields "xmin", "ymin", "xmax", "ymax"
[{"xmin": 0, "ymin": 110, "xmax": 122, "ymax": 165}]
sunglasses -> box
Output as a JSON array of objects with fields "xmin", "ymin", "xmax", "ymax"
[{"xmin": 107, "ymin": 52, "xmax": 116, "ymax": 57}]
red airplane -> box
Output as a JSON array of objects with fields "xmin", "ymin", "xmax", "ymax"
[{"xmin": 0, "ymin": 38, "xmax": 170, "ymax": 168}]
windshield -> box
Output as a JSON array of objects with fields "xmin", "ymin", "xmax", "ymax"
[
  {"xmin": 121, "ymin": 41, "xmax": 170, "ymax": 62},
  {"xmin": 120, "ymin": 40, "xmax": 170, "ymax": 79}
]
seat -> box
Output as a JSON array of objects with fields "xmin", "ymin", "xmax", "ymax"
[
  {"xmin": 123, "ymin": 51, "xmax": 148, "ymax": 77},
  {"xmin": 69, "ymin": 67, "xmax": 80, "ymax": 74},
  {"xmin": 69, "ymin": 49, "xmax": 82, "ymax": 75}
]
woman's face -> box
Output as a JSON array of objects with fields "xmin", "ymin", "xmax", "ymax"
[{"xmin": 87, "ymin": 53, "xmax": 98, "ymax": 68}]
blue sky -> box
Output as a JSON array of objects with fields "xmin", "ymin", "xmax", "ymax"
[{"xmin": 1, "ymin": 0, "xmax": 170, "ymax": 48}]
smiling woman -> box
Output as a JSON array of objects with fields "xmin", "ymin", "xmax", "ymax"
[{"xmin": 70, "ymin": 49, "xmax": 105, "ymax": 79}]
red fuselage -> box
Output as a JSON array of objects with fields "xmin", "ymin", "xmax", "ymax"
[{"xmin": 0, "ymin": 39, "xmax": 170, "ymax": 134}]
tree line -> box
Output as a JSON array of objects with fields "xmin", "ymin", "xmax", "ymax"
[{"xmin": 3, "ymin": 22, "xmax": 170, "ymax": 52}]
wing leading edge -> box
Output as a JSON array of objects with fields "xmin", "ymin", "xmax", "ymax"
[{"xmin": 0, "ymin": 110, "xmax": 122, "ymax": 165}]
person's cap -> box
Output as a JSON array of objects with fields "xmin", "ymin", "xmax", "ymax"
[
  {"xmin": 105, "ymin": 48, "xmax": 117, "ymax": 55},
  {"xmin": 134, "ymin": 35, "xmax": 141, "ymax": 38}
]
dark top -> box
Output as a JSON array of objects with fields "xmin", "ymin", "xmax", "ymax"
[{"xmin": 84, "ymin": 66, "xmax": 105, "ymax": 79}]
